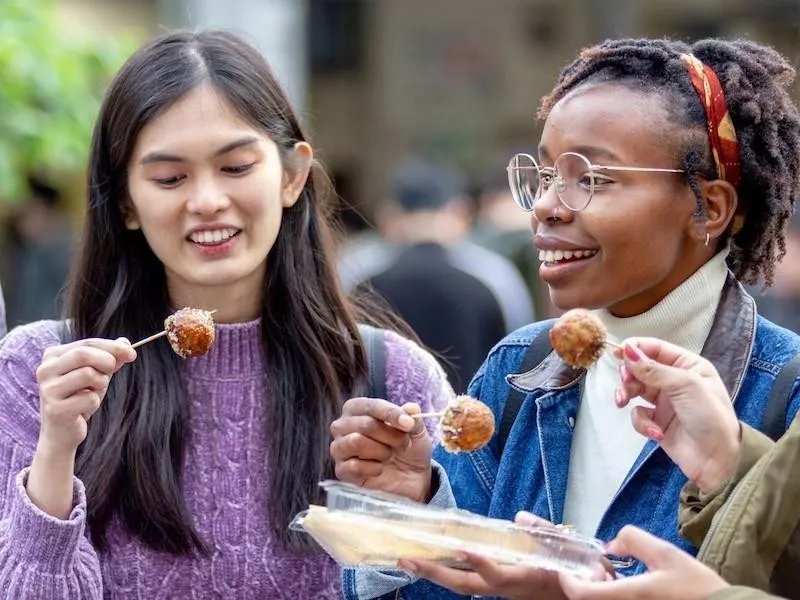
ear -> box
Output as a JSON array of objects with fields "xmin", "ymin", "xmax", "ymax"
[
  {"xmin": 281, "ymin": 142, "xmax": 313, "ymax": 208},
  {"xmin": 695, "ymin": 178, "xmax": 738, "ymax": 245},
  {"xmin": 121, "ymin": 197, "xmax": 141, "ymax": 230}
]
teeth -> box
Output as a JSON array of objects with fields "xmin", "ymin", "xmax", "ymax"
[
  {"xmin": 538, "ymin": 249, "xmax": 598, "ymax": 263},
  {"xmin": 189, "ymin": 228, "xmax": 239, "ymax": 244}
]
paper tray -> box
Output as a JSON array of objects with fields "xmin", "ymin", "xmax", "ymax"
[{"xmin": 290, "ymin": 481, "xmax": 606, "ymax": 578}]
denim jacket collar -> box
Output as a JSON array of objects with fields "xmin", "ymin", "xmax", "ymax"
[{"xmin": 507, "ymin": 273, "xmax": 756, "ymax": 403}]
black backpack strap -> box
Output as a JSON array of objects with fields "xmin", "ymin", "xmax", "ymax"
[
  {"xmin": 497, "ymin": 324, "xmax": 554, "ymax": 456},
  {"xmin": 357, "ymin": 324, "xmax": 386, "ymax": 399},
  {"xmin": 762, "ymin": 351, "xmax": 800, "ymax": 442}
]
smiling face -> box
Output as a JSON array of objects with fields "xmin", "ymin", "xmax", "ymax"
[
  {"xmin": 125, "ymin": 84, "xmax": 310, "ymax": 318},
  {"xmin": 533, "ymin": 83, "xmax": 714, "ymax": 317}
]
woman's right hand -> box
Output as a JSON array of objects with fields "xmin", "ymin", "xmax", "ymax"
[
  {"xmin": 36, "ymin": 338, "xmax": 137, "ymax": 455},
  {"xmin": 330, "ymin": 398, "xmax": 434, "ymax": 503},
  {"xmin": 615, "ymin": 339, "xmax": 741, "ymax": 492}
]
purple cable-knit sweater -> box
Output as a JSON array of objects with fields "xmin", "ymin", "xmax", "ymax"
[{"xmin": 0, "ymin": 319, "xmax": 452, "ymax": 599}]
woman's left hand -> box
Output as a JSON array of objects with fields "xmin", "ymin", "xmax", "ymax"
[
  {"xmin": 398, "ymin": 553, "xmax": 565, "ymax": 600},
  {"xmin": 397, "ymin": 512, "xmax": 569, "ymax": 599},
  {"xmin": 559, "ymin": 525, "xmax": 729, "ymax": 600}
]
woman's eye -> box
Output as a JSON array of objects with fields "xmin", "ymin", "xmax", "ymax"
[
  {"xmin": 579, "ymin": 174, "xmax": 613, "ymax": 187},
  {"xmin": 153, "ymin": 175, "xmax": 186, "ymax": 188},
  {"xmin": 222, "ymin": 163, "xmax": 255, "ymax": 175}
]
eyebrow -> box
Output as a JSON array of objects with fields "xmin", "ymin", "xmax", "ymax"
[
  {"xmin": 537, "ymin": 144, "xmax": 623, "ymax": 164},
  {"xmin": 138, "ymin": 135, "xmax": 261, "ymax": 165}
]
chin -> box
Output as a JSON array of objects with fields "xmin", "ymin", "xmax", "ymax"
[{"xmin": 549, "ymin": 289, "xmax": 606, "ymax": 312}]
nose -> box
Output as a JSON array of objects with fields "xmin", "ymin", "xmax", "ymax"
[
  {"xmin": 532, "ymin": 181, "xmax": 574, "ymax": 225},
  {"xmin": 186, "ymin": 176, "xmax": 231, "ymax": 215}
]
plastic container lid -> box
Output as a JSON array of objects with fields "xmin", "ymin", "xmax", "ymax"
[{"xmin": 290, "ymin": 480, "xmax": 609, "ymax": 579}]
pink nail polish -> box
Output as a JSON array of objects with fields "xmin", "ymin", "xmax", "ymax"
[
  {"xmin": 624, "ymin": 344, "xmax": 642, "ymax": 362},
  {"xmin": 646, "ymin": 427, "xmax": 664, "ymax": 441}
]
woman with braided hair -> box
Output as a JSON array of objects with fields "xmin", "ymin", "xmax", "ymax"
[{"xmin": 332, "ymin": 36, "xmax": 800, "ymax": 599}]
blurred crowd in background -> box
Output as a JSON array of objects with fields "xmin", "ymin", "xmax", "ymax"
[{"xmin": 1, "ymin": 0, "xmax": 800, "ymax": 392}]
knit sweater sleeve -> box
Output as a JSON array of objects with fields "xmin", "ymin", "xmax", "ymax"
[
  {"xmin": 383, "ymin": 330, "xmax": 455, "ymax": 437},
  {"xmin": 0, "ymin": 321, "xmax": 103, "ymax": 598}
]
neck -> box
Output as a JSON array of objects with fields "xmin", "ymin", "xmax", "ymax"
[{"xmin": 166, "ymin": 270, "xmax": 264, "ymax": 324}]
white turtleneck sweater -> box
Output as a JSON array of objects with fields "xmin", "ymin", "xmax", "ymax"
[{"xmin": 562, "ymin": 250, "xmax": 730, "ymax": 536}]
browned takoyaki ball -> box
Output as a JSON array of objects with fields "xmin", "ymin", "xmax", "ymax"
[
  {"xmin": 549, "ymin": 308, "xmax": 607, "ymax": 369},
  {"xmin": 165, "ymin": 308, "xmax": 216, "ymax": 358},
  {"xmin": 439, "ymin": 395, "xmax": 495, "ymax": 453}
]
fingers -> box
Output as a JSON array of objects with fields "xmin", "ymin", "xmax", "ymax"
[
  {"xmin": 400, "ymin": 402, "xmax": 427, "ymax": 439},
  {"xmin": 559, "ymin": 572, "xmax": 646, "ymax": 600},
  {"xmin": 331, "ymin": 415, "xmax": 411, "ymax": 449},
  {"xmin": 514, "ymin": 510, "xmax": 555, "ymax": 529},
  {"xmin": 617, "ymin": 344, "xmax": 704, "ymax": 394},
  {"xmin": 618, "ymin": 338, "xmax": 704, "ymax": 368},
  {"xmin": 341, "ymin": 397, "xmax": 416, "ymax": 432},
  {"xmin": 606, "ymin": 526, "xmax": 679, "ymax": 570},
  {"xmin": 397, "ymin": 559, "xmax": 490, "ymax": 596},
  {"xmin": 39, "ymin": 339, "xmax": 137, "ymax": 380},
  {"xmin": 40, "ymin": 390, "xmax": 102, "ymax": 423},
  {"xmin": 40, "ymin": 366, "xmax": 111, "ymax": 400},
  {"xmin": 334, "ymin": 457, "xmax": 385, "ymax": 483},
  {"xmin": 629, "ymin": 406, "xmax": 665, "ymax": 441},
  {"xmin": 331, "ymin": 402, "xmax": 423, "ymax": 484}
]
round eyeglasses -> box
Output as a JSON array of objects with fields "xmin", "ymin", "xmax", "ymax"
[{"xmin": 506, "ymin": 152, "xmax": 685, "ymax": 212}]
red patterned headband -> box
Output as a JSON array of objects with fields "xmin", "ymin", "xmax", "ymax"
[{"xmin": 679, "ymin": 53, "xmax": 742, "ymax": 187}]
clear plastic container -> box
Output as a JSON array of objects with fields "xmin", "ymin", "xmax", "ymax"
[{"xmin": 290, "ymin": 480, "xmax": 609, "ymax": 579}]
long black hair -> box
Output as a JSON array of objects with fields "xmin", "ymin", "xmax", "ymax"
[
  {"xmin": 69, "ymin": 30, "xmax": 408, "ymax": 555},
  {"xmin": 539, "ymin": 38, "xmax": 800, "ymax": 286}
]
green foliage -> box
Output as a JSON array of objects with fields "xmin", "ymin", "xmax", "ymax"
[{"xmin": 0, "ymin": 0, "xmax": 139, "ymax": 202}]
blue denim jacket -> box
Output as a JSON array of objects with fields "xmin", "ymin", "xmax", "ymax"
[{"xmin": 343, "ymin": 276, "xmax": 800, "ymax": 599}]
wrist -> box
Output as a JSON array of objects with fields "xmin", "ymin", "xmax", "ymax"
[
  {"xmin": 417, "ymin": 466, "xmax": 434, "ymax": 503},
  {"xmin": 696, "ymin": 423, "xmax": 742, "ymax": 494},
  {"xmin": 33, "ymin": 438, "xmax": 77, "ymax": 470}
]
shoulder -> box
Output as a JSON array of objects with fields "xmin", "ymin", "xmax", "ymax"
[
  {"xmin": 0, "ymin": 320, "xmax": 62, "ymax": 365},
  {"xmin": 751, "ymin": 315, "xmax": 800, "ymax": 370},
  {"xmin": 382, "ymin": 330, "xmax": 454, "ymax": 413},
  {"xmin": 480, "ymin": 320, "xmax": 556, "ymax": 372}
]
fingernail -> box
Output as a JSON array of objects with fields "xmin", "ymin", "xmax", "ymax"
[
  {"xmin": 398, "ymin": 414, "xmax": 415, "ymax": 431},
  {"xmin": 455, "ymin": 552, "xmax": 469, "ymax": 562},
  {"xmin": 624, "ymin": 344, "xmax": 642, "ymax": 362},
  {"xmin": 614, "ymin": 389, "xmax": 624, "ymax": 407},
  {"xmin": 646, "ymin": 426, "xmax": 664, "ymax": 441}
]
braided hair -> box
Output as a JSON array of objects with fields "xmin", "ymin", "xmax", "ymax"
[{"xmin": 539, "ymin": 38, "xmax": 800, "ymax": 286}]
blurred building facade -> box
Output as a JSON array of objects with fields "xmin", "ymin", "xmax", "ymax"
[{"xmin": 56, "ymin": 0, "xmax": 800, "ymax": 219}]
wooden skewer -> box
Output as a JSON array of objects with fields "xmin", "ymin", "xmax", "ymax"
[
  {"xmin": 130, "ymin": 330, "xmax": 167, "ymax": 349},
  {"xmin": 411, "ymin": 411, "xmax": 444, "ymax": 420},
  {"xmin": 129, "ymin": 309, "xmax": 217, "ymax": 350},
  {"xmin": 605, "ymin": 339, "xmax": 623, "ymax": 351}
]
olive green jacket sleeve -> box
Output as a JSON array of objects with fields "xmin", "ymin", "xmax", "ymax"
[
  {"xmin": 709, "ymin": 587, "xmax": 783, "ymax": 600},
  {"xmin": 678, "ymin": 424, "xmax": 774, "ymax": 547}
]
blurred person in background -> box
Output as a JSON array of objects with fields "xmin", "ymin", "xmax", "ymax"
[
  {"xmin": 749, "ymin": 210, "xmax": 800, "ymax": 333},
  {"xmin": 353, "ymin": 159, "xmax": 535, "ymax": 391},
  {"xmin": 5, "ymin": 176, "xmax": 73, "ymax": 328}
]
